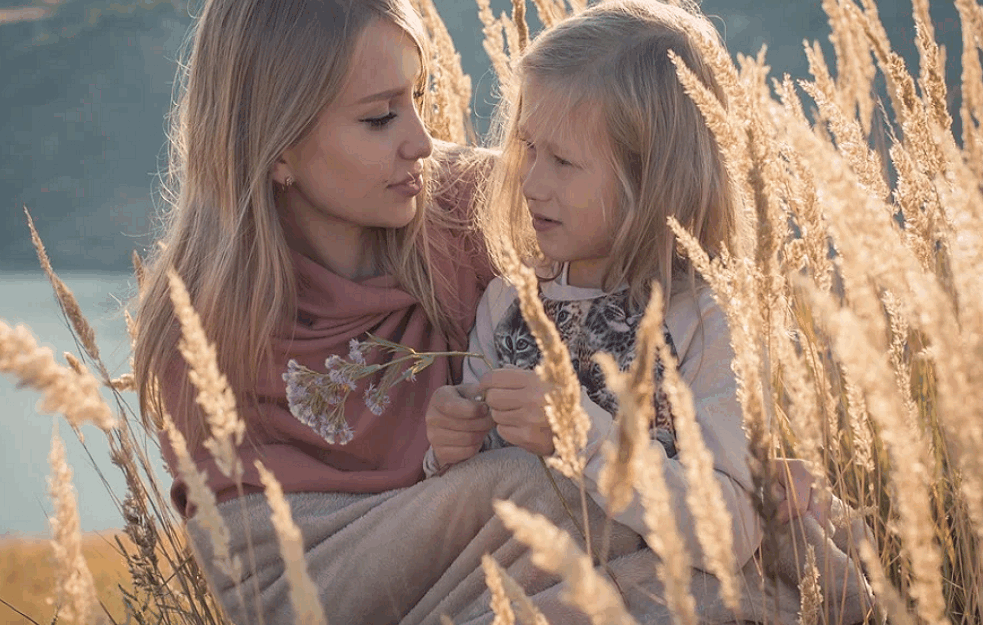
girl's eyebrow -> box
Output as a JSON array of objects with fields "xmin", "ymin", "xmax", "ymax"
[{"xmin": 518, "ymin": 125, "xmax": 563, "ymax": 154}]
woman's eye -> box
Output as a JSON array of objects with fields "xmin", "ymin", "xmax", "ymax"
[
  {"xmin": 553, "ymin": 154, "xmax": 572, "ymax": 167},
  {"xmin": 363, "ymin": 112, "xmax": 397, "ymax": 128},
  {"xmin": 521, "ymin": 139, "xmax": 536, "ymax": 153}
]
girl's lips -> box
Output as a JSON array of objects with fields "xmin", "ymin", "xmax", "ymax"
[
  {"xmin": 388, "ymin": 173, "xmax": 423, "ymax": 198},
  {"xmin": 531, "ymin": 215, "xmax": 561, "ymax": 232}
]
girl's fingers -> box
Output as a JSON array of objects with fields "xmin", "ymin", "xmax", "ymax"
[
  {"xmin": 478, "ymin": 368, "xmax": 540, "ymax": 391},
  {"xmin": 482, "ymin": 388, "xmax": 532, "ymax": 411},
  {"xmin": 430, "ymin": 429, "xmax": 490, "ymax": 447}
]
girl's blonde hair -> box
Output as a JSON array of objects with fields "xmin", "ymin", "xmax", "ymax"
[
  {"xmin": 134, "ymin": 0, "xmax": 458, "ymax": 449},
  {"xmin": 481, "ymin": 0, "xmax": 736, "ymax": 310}
]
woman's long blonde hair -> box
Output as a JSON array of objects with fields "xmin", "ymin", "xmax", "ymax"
[
  {"xmin": 134, "ymin": 0, "xmax": 457, "ymax": 449},
  {"xmin": 480, "ymin": 0, "xmax": 736, "ymax": 310}
]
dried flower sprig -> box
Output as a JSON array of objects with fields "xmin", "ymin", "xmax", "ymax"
[{"xmin": 283, "ymin": 334, "xmax": 491, "ymax": 445}]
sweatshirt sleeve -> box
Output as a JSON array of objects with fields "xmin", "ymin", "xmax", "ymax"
[
  {"xmin": 580, "ymin": 286, "xmax": 762, "ymax": 569},
  {"xmin": 423, "ymin": 278, "xmax": 508, "ymax": 477}
]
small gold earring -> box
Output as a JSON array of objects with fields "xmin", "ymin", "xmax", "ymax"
[{"xmin": 285, "ymin": 176, "xmax": 294, "ymax": 187}]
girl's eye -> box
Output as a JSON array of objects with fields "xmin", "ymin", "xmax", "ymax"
[
  {"xmin": 363, "ymin": 112, "xmax": 397, "ymax": 128},
  {"xmin": 553, "ymin": 155, "xmax": 572, "ymax": 166}
]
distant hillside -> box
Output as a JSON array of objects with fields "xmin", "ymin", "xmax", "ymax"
[{"xmin": 0, "ymin": 0, "xmax": 962, "ymax": 271}]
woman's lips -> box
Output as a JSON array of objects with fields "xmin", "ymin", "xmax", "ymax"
[{"xmin": 389, "ymin": 173, "xmax": 423, "ymax": 197}]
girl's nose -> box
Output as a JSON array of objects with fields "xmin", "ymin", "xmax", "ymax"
[{"xmin": 521, "ymin": 158, "xmax": 550, "ymax": 203}]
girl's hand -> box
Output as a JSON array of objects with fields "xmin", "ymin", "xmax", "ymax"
[
  {"xmin": 426, "ymin": 383, "xmax": 494, "ymax": 469},
  {"xmin": 478, "ymin": 368, "xmax": 555, "ymax": 456}
]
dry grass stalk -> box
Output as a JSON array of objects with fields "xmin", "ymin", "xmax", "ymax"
[
  {"xmin": 511, "ymin": 0, "xmax": 528, "ymax": 54},
  {"xmin": 858, "ymin": 541, "xmax": 916, "ymax": 625},
  {"xmin": 854, "ymin": 0, "xmax": 909, "ymax": 129},
  {"xmin": 529, "ymin": 0, "xmax": 565, "ymax": 29},
  {"xmin": 841, "ymin": 369, "xmax": 875, "ymax": 473},
  {"xmin": 476, "ymin": 0, "xmax": 513, "ymax": 85},
  {"xmin": 771, "ymin": 328, "xmax": 825, "ymax": 470},
  {"xmin": 797, "ymin": 545, "xmax": 822, "ymax": 625},
  {"xmin": 110, "ymin": 373, "xmax": 137, "ymax": 392},
  {"xmin": 48, "ymin": 426, "xmax": 103, "ymax": 624},
  {"xmin": 132, "ymin": 250, "xmax": 146, "ymax": 291},
  {"xmin": 255, "ymin": 461, "xmax": 328, "ymax": 625},
  {"xmin": 911, "ymin": 0, "xmax": 952, "ymax": 131},
  {"xmin": 63, "ymin": 351, "xmax": 85, "ymax": 375},
  {"xmin": 161, "ymin": 412, "xmax": 241, "ymax": 584},
  {"xmin": 25, "ymin": 208, "xmax": 105, "ymax": 370},
  {"xmin": 820, "ymin": 0, "xmax": 877, "ymax": 133},
  {"xmin": 482, "ymin": 554, "xmax": 517, "ymax": 625},
  {"xmin": 800, "ymin": 42, "xmax": 890, "ymax": 202},
  {"xmin": 494, "ymin": 500, "xmax": 637, "ymax": 625},
  {"xmin": 412, "ymin": 0, "xmax": 472, "ymax": 144},
  {"xmin": 594, "ymin": 286, "xmax": 663, "ymax": 515},
  {"xmin": 166, "ymin": 268, "xmax": 245, "ymax": 480},
  {"xmin": 482, "ymin": 555, "xmax": 550, "ymax": 625},
  {"xmin": 955, "ymin": 0, "xmax": 983, "ymax": 178},
  {"xmin": 0, "ymin": 319, "xmax": 115, "ymax": 431},
  {"xmin": 801, "ymin": 283, "xmax": 946, "ymax": 625},
  {"xmin": 647, "ymin": 287, "xmax": 740, "ymax": 612},
  {"xmin": 635, "ymin": 446, "xmax": 699, "ymax": 625},
  {"xmin": 499, "ymin": 246, "xmax": 589, "ymax": 480},
  {"xmin": 882, "ymin": 292, "xmax": 919, "ymax": 432},
  {"xmin": 888, "ymin": 142, "xmax": 944, "ymax": 270},
  {"xmin": 594, "ymin": 352, "xmax": 701, "ymax": 625}
]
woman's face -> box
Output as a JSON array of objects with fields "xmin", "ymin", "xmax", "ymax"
[{"xmin": 275, "ymin": 19, "xmax": 433, "ymax": 234}]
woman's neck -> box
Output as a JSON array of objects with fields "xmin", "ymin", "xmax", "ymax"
[{"xmin": 279, "ymin": 207, "xmax": 380, "ymax": 281}]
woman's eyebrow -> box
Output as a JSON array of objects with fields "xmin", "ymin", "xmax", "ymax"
[{"xmin": 355, "ymin": 86, "xmax": 408, "ymax": 104}]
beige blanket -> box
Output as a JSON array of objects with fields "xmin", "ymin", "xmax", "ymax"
[{"xmin": 187, "ymin": 448, "xmax": 873, "ymax": 625}]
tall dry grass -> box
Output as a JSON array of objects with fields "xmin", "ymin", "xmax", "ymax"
[{"xmin": 1, "ymin": 0, "xmax": 981, "ymax": 624}]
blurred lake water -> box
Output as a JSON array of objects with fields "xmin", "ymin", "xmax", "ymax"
[
  {"xmin": 0, "ymin": 271, "xmax": 148, "ymax": 535},
  {"xmin": 0, "ymin": 0, "xmax": 963, "ymax": 533}
]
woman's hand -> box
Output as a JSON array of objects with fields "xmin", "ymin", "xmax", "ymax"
[
  {"xmin": 479, "ymin": 368, "xmax": 555, "ymax": 456},
  {"xmin": 426, "ymin": 383, "xmax": 494, "ymax": 469}
]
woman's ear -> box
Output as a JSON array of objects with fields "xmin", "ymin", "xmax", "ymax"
[{"xmin": 271, "ymin": 158, "xmax": 294, "ymax": 187}]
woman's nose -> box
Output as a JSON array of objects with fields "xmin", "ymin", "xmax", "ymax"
[{"xmin": 400, "ymin": 107, "xmax": 433, "ymax": 161}]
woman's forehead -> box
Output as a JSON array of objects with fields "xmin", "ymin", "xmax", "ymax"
[{"xmin": 337, "ymin": 20, "xmax": 422, "ymax": 108}]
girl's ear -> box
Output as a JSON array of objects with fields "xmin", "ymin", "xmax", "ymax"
[{"xmin": 271, "ymin": 158, "xmax": 293, "ymax": 186}]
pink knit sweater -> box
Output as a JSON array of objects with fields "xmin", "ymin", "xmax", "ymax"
[{"xmin": 161, "ymin": 151, "xmax": 493, "ymax": 518}]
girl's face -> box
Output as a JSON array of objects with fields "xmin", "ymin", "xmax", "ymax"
[
  {"xmin": 518, "ymin": 79, "xmax": 620, "ymax": 289},
  {"xmin": 274, "ymin": 19, "xmax": 433, "ymax": 235}
]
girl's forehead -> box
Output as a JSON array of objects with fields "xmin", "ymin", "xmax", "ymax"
[{"xmin": 518, "ymin": 79, "xmax": 607, "ymax": 156}]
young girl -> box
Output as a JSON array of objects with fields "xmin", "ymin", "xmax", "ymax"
[
  {"xmin": 426, "ymin": 1, "xmax": 873, "ymax": 622},
  {"xmin": 428, "ymin": 0, "xmax": 757, "ymax": 566}
]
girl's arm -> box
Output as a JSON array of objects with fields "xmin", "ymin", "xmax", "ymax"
[{"xmin": 581, "ymin": 285, "xmax": 762, "ymax": 570}]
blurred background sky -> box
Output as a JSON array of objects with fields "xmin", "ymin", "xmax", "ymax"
[{"xmin": 0, "ymin": 0, "xmax": 964, "ymax": 534}]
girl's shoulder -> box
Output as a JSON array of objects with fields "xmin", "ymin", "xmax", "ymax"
[{"xmin": 665, "ymin": 278, "xmax": 732, "ymax": 363}]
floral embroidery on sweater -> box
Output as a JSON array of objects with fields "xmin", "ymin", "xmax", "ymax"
[{"xmin": 493, "ymin": 289, "xmax": 679, "ymax": 457}]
